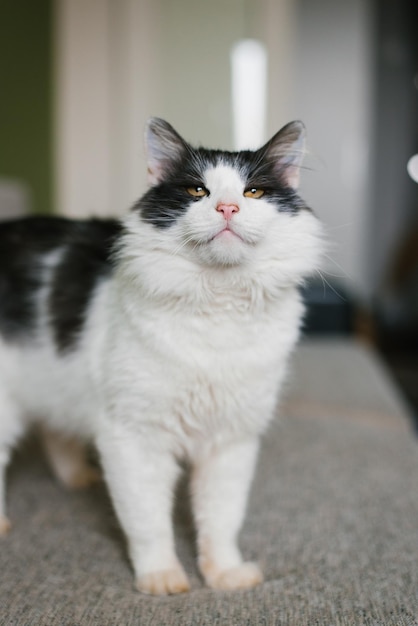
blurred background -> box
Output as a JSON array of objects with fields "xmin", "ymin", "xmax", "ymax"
[{"xmin": 0, "ymin": 0, "xmax": 417, "ymax": 418}]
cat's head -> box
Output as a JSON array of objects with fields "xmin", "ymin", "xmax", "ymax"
[{"xmin": 130, "ymin": 118, "xmax": 322, "ymax": 280}]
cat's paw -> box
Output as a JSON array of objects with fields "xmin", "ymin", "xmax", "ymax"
[
  {"xmin": 136, "ymin": 567, "xmax": 191, "ymax": 595},
  {"xmin": 0, "ymin": 515, "xmax": 11, "ymax": 536},
  {"xmin": 204, "ymin": 562, "xmax": 263, "ymax": 591}
]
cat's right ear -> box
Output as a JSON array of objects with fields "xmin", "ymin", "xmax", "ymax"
[
  {"xmin": 145, "ymin": 118, "xmax": 188, "ymax": 186},
  {"xmin": 261, "ymin": 121, "xmax": 306, "ymax": 190}
]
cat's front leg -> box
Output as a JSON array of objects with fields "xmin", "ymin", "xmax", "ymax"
[
  {"xmin": 191, "ymin": 437, "xmax": 263, "ymax": 590},
  {"xmin": 96, "ymin": 427, "xmax": 190, "ymax": 595}
]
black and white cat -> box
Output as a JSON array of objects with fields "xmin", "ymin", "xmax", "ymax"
[{"xmin": 0, "ymin": 119, "xmax": 322, "ymax": 594}]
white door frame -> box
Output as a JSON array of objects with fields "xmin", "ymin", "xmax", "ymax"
[{"xmin": 54, "ymin": 0, "xmax": 161, "ymax": 217}]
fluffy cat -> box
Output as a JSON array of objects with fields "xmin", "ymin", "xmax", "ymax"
[{"xmin": 0, "ymin": 119, "xmax": 322, "ymax": 594}]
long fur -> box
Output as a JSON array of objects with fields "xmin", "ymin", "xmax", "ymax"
[{"xmin": 0, "ymin": 119, "xmax": 323, "ymax": 593}]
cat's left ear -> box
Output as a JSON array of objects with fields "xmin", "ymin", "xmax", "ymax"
[
  {"xmin": 145, "ymin": 118, "xmax": 188, "ymax": 186},
  {"xmin": 261, "ymin": 121, "xmax": 306, "ymax": 190}
]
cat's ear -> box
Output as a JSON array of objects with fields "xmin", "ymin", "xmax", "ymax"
[
  {"xmin": 261, "ymin": 121, "xmax": 306, "ymax": 190},
  {"xmin": 145, "ymin": 118, "xmax": 188, "ymax": 186}
]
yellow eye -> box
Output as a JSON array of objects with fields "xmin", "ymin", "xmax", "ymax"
[
  {"xmin": 244, "ymin": 188, "xmax": 265, "ymax": 199},
  {"xmin": 186, "ymin": 186, "xmax": 208, "ymax": 198}
]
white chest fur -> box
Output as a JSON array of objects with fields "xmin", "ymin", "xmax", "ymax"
[{"xmin": 100, "ymin": 265, "xmax": 304, "ymax": 459}]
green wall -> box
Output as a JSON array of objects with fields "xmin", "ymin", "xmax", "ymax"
[{"xmin": 0, "ymin": 0, "xmax": 53, "ymax": 214}]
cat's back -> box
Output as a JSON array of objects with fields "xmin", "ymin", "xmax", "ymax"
[
  {"xmin": 0, "ymin": 216, "xmax": 122, "ymax": 349},
  {"xmin": 0, "ymin": 215, "xmax": 122, "ymax": 270}
]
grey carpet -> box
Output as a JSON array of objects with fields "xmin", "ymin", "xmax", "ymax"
[{"xmin": 1, "ymin": 339, "xmax": 418, "ymax": 625}]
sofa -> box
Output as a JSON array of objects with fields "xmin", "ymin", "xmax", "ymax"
[{"xmin": 2, "ymin": 339, "xmax": 417, "ymax": 625}]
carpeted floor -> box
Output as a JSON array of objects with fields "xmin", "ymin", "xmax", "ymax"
[{"xmin": 1, "ymin": 340, "xmax": 418, "ymax": 625}]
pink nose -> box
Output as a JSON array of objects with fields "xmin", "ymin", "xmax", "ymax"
[{"xmin": 216, "ymin": 203, "xmax": 240, "ymax": 220}]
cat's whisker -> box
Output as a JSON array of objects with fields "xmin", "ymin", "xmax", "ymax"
[
  {"xmin": 318, "ymin": 269, "xmax": 347, "ymax": 279},
  {"xmin": 171, "ymin": 234, "xmax": 202, "ymax": 257},
  {"xmin": 322, "ymin": 253, "xmax": 352, "ymax": 281},
  {"xmin": 325, "ymin": 221, "xmax": 355, "ymax": 233},
  {"xmin": 315, "ymin": 269, "xmax": 347, "ymax": 302}
]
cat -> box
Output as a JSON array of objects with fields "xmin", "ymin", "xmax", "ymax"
[{"xmin": 0, "ymin": 118, "xmax": 323, "ymax": 594}]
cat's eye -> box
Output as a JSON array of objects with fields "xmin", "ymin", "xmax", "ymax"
[
  {"xmin": 244, "ymin": 188, "xmax": 265, "ymax": 199},
  {"xmin": 186, "ymin": 186, "xmax": 209, "ymax": 198}
]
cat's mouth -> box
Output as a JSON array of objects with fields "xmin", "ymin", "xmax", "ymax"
[{"xmin": 211, "ymin": 226, "xmax": 243, "ymax": 242}]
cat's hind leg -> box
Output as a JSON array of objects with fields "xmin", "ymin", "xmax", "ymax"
[
  {"xmin": 0, "ymin": 397, "xmax": 25, "ymax": 535},
  {"xmin": 39, "ymin": 427, "xmax": 101, "ymax": 489},
  {"xmin": 191, "ymin": 437, "xmax": 263, "ymax": 590},
  {"xmin": 0, "ymin": 446, "xmax": 13, "ymax": 535}
]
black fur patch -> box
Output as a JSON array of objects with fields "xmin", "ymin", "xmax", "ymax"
[
  {"xmin": 0, "ymin": 218, "xmax": 49, "ymax": 340},
  {"xmin": 48, "ymin": 219, "xmax": 122, "ymax": 353},
  {"xmin": 0, "ymin": 216, "xmax": 122, "ymax": 352},
  {"xmin": 136, "ymin": 147, "xmax": 308, "ymax": 229}
]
